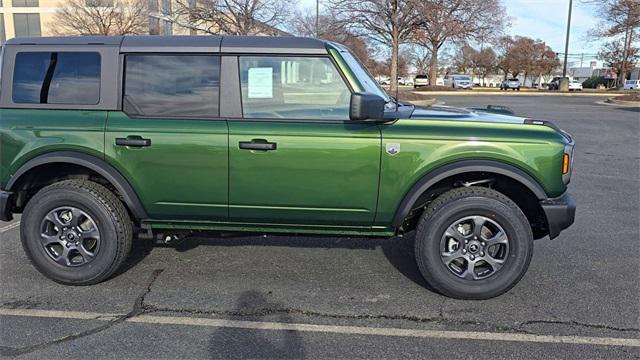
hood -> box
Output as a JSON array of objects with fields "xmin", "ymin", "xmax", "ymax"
[{"xmin": 409, "ymin": 105, "xmax": 526, "ymax": 124}]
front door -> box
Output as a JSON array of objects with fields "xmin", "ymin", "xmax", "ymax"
[
  {"xmin": 228, "ymin": 56, "xmax": 381, "ymax": 226},
  {"xmin": 105, "ymin": 54, "xmax": 228, "ymax": 221}
]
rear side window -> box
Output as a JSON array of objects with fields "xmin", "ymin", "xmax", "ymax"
[
  {"xmin": 13, "ymin": 52, "xmax": 101, "ymax": 105},
  {"xmin": 239, "ymin": 56, "xmax": 350, "ymax": 120},
  {"xmin": 124, "ymin": 55, "xmax": 220, "ymax": 118}
]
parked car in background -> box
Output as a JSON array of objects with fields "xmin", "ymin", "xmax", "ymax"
[
  {"xmin": 414, "ymin": 75, "xmax": 429, "ymax": 88},
  {"xmin": 568, "ymin": 80, "xmax": 583, "ymax": 91},
  {"xmin": 444, "ymin": 75, "xmax": 473, "ymax": 89},
  {"xmin": 500, "ymin": 78, "xmax": 521, "ymax": 91},
  {"xmin": 623, "ymin": 79, "xmax": 640, "ymax": 90},
  {"xmin": 547, "ymin": 77, "xmax": 562, "ymax": 90},
  {"xmin": 398, "ymin": 77, "xmax": 413, "ymax": 87}
]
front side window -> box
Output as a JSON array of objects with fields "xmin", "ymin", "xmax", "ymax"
[
  {"xmin": 124, "ymin": 55, "xmax": 220, "ymax": 118},
  {"xmin": 13, "ymin": 52, "xmax": 101, "ymax": 105},
  {"xmin": 239, "ymin": 56, "xmax": 350, "ymax": 120}
]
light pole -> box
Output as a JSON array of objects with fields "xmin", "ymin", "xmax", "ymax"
[
  {"xmin": 562, "ymin": 0, "xmax": 573, "ymax": 78},
  {"xmin": 316, "ymin": 0, "xmax": 320, "ymax": 38}
]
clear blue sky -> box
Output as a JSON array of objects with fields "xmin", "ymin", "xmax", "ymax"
[{"xmin": 299, "ymin": 0, "xmax": 603, "ymax": 57}]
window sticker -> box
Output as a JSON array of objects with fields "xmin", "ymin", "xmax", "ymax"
[{"xmin": 247, "ymin": 67, "xmax": 273, "ymax": 99}]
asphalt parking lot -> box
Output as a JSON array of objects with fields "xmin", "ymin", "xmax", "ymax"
[{"xmin": 1, "ymin": 95, "xmax": 639, "ymax": 359}]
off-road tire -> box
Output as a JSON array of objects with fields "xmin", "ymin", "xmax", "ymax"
[
  {"xmin": 414, "ymin": 187, "xmax": 533, "ymax": 299},
  {"xmin": 21, "ymin": 179, "xmax": 132, "ymax": 285}
]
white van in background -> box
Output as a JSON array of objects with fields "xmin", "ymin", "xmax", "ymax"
[{"xmin": 623, "ymin": 80, "xmax": 640, "ymax": 90}]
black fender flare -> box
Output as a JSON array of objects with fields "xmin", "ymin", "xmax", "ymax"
[
  {"xmin": 6, "ymin": 151, "xmax": 148, "ymax": 220},
  {"xmin": 391, "ymin": 160, "xmax": 548, "ymax": 227}
]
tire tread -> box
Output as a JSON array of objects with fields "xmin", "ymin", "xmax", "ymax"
[
  {"xmin": 21, "ymin": 179, "xmax": 132, "ymax": 285},
  {"xmin": 414, "ymin": 186, "xmax": 533, "ymax": 299}
]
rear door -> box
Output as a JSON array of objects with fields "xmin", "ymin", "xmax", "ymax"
[
  {"xmin": 105, "ymin": 54, "xmax": 228, "ymax": 221},
  {"xmin": 227, "ymin": 55, "xmax": 381, "ymax": 226}
]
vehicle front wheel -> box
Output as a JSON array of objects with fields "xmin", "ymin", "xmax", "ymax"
[
  {"xmin": 414, "ymin": 187, "xmax": 533, "ymax": 299},
  {"xmin": 21, "ymin": 179, "xmax": 133, "ymax": 285}
]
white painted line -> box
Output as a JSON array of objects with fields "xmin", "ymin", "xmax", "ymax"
[
  {"xmin": 0, "ymin": 308, "xmax": 120, "ymax": 321},
  {"xmin": 0, "ymin": 221, "xmax": 20, "ymax": 233},
  {"xmin": 1, "ymin": 308, "xmax": 638, "ymax": 348}
]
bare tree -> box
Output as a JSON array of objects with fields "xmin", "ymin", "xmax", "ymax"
[
  {"xmin": 291, "ymin": 12, "xmax": 379, "ymax": 69},
  {"xmin": 530, "ymin": 42, "xmax": 560, "ymax": 88},
  {"xmin": 599, "ymin": 39, "xmax": 639, "ymax": 82},
  {"xmin": 52, "ymin": 0, "xmax": 148, "ymax": 35},
  {"xmin": 497, "ymin": 36, "xmax": 559, "ymax": 86},
  {"xmin": 496, "ymin": 36, "xmax": 520, "ymax": 79},
  {"xmin": 583, "ymin": 0, "xmax": 639, "ymax": 85},
  {"xmin": 453, "ymin": 43, "xmax": 477, "ymax": 74},
  {"xmin": 330, "ymin": 0, "xmax": 421, "ymax": 93},
  {"xmin": 413, "ymin": 0, "xmax": 506, "ymax": 85},
  {"xmin": 174, "ymin": 0, "xmax": 291, "ymax": 35},
  {"xmin": 409, "ymin": 46, "xmax": 431, "ymax": 75},
  {"xmin": 473, "ymin": 47, "xmax": 497, "ymax": 86}
]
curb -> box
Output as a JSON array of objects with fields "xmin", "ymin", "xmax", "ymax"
[
  {"xmin": 605, "ymin": 98, "xmax": 640, "ymax": 106},
  {"xmin": 408, "ymin": 99, "xmax": 438, "ymax": 106}
]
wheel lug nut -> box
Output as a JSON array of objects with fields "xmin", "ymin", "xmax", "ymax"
[
  {"xmin": 462, "ymin": 249, "xmax": 467, "ymax": 254},
  {"xmin": 481, "ymin": 242, "xmax": 486, "ymax": 246},
  {"xmin": 470, "ymin": 255, "xmax": 475, "ymax": 260},
  {"xmin": 464, "ymin": 239, "xmax": 468, "ymax": 244},
  {"xmin": 480, "ymin": 252, "xmax": 485, "ymax": 256}
]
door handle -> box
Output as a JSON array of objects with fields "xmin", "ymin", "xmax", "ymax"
[
  {"xmin": 239, "ymin": 140, "xmax": 277, "ymax": 151},
  {"xmin": 115, "ymin": 137, "xmax": 151, "ymax": 147}
]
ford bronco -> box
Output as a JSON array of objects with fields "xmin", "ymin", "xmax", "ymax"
[{"xmin": 0, "ymin": 36, "xmax": 575, "ymax": 299}]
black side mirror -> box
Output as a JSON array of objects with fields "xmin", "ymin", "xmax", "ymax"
[{"xmin": 350, "ymin": 92, "xmax": 385, "ymax": 121}]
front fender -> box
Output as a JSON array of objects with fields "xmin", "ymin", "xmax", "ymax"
[{"xmin": 389, "ymin": 160, "xmax": 548, "ymax": 228}]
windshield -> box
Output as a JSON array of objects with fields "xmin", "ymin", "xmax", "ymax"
[
  {"xmin": 454, "ymin": 76, "xmax": 471, "ymax": 81},
  {"xmin": 339, "ymin": 50, "xmax": 391, "ymax": 103}
]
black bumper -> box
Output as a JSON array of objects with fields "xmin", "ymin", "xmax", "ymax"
[
  {"xmin": 0, "ymin": 191, "xmax": 13, "ymax": 222},
  {"xmin": 540, "ymin": 192, "xmax": 576, "ymax": 239}
]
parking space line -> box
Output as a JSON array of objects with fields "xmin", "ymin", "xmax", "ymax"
[
  {"xmin": 0, "ymin": 308, "xmax": 119, "ymax": 321},
  {"xmin": 0, "ymin": 221, "xmax": 20, "ymax": 233},
  {"xmin": 1, "ymin": 308, "xmax": 638, "ymax": 348}
]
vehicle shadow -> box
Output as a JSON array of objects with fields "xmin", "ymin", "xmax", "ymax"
[
  {"xmin": 169, "ymin": 232, "xmax": 434, "ymax": 291},
  {"xmin": 118, "ymin": 232, "xmax": 435, "ymax": 293},
  {"xmin": 207, "ymin": 290, "xmax": 305, "ymax": 359},
  {"xmin": 615, "ymin": 106, "xmax": 639, "ymax": 112}
]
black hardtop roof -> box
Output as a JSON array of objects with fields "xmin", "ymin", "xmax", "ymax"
[{"xmin": 5, "ymin": 35, "xmax": 330, "ymax": 54}]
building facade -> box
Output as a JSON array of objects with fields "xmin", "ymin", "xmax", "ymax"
[
  {"xmin": 0, "ymin": 0, "xmax": 286, "ymax": 44},
  {"xmin": 0, "ymin": 0, "xmax": 55, "ymax": 42}
]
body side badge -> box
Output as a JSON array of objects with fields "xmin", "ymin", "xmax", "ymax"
[{"xmin": 386, "ymin": 143, "xmax": 400, "ymax": 156}]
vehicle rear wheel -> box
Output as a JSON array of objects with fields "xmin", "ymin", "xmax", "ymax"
[
  {"xmin": 21, "ymin": 179, "xmax": 132, "ymax": 285},
  {"xmin": 414, "ymin": 187, "xmax": 533, "ymax": 299}
]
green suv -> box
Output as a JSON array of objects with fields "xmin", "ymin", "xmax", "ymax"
[{"xmin": 0, "ymin": 36, "xmax": 575, "ymax": 299}]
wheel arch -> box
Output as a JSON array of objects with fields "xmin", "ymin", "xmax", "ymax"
[
  {"xmin": 6, "ymin": 151, "xmax": 148, "ymax": 220},
  {"xmin": 392, "ymin": 160, "xmax": 548, "ymax": 229}
]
